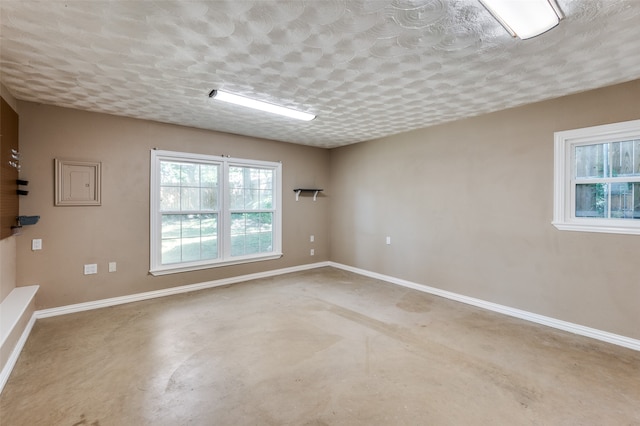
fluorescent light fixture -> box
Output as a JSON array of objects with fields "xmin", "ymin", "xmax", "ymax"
[
  {"xmin": 209, "ymin": 89, "xmax": 316, "ymax": 121},
  {"xmin": 480, "ymin": 0, "xmax": 564, "ymax": 40}
]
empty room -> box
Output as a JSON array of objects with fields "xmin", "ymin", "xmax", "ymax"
[{"xmin": 1, "ymin": 0, "xmax": 639, "ymax": 424}]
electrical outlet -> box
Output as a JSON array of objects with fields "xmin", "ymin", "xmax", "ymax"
[
  {"xmin": 32, "ymin": 239, "xmax": 42, "ymax": 251},
  {"xmin": 310, "ymin": 249, "xmax": 315, "ymax": 256},
  {"xmin": 386, "ymin": 236, "xmax": 391, "ymax": 245},
  {"xmin": 108, "ymin": 262, "xmax": 117, "ymax": 272},
  {"xmin": 84, "ymin": 264, "xmax": 97, "ymax": 275}
]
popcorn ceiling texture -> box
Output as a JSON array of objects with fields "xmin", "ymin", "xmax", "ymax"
[{"xmin": 1, "ymin": 0, "xmax": 639, "ymax": 148}]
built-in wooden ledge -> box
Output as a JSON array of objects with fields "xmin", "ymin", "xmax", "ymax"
[{"xmin": 0, "ymin": 285, "xmax": 38, "ymax": 393}]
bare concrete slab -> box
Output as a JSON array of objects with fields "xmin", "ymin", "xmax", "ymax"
[{"xmin": 1, "ymin": 267, "xmax": 638, "ymax": 425}]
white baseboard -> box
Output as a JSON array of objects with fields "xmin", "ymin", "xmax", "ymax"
[
  {"xmin": 0, "ymin": 313, "xmax": 36, "ymax": 394},
  {"xmin": 36, "ymin": 262, "xmax": 331, "ymax": 319},
  {"xmin": 32, "ymin": 261, "xmax": 640, "ymax": 350},
  {"xmin": 329, "ymin": 262, "xmax": 640, "ymax": 352}
]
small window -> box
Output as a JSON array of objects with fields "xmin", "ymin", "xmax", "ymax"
[
  {"xmin": 553, "ymin": 119, "xmax": 640, "ymax": 235},
  {"xmin": 150, "ymin": 150, "xmax": 282, "ymax": 275}
]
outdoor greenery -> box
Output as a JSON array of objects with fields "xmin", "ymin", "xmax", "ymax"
[{"xmin": 158, "ymin": 160, "xmax": 275, "ymax": 264}]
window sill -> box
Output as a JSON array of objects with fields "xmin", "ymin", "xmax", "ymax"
[
  {"xmin": 552, "ymin": 221, "xmax": 640, "ymax": 235},
  {"xmin": 149, "ymin": 253, "xmax": 283, "ymax": 276}
]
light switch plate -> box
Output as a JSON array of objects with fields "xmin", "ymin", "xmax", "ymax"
[{"xmin": 32, "ymin": 239, "xmax": 42, "ymax": 250}]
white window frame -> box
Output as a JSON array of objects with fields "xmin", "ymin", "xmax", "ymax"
[
  {"xmin": 553, "ymin": 119, "xmax": 640, "ymax": 235},
  {"xmin": 150, "ymin": 150, "xmax": 282, "ymax": 275}
]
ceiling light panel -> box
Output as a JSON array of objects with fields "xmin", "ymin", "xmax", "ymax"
[
  {"xmin": 480, "ymin": 0, "xmax": 563, "ymax": 39},
  {"xmin": 209, "ymin": 90, "xmax": 316, "ymax": 122}
]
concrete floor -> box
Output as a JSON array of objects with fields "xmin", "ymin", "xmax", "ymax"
[{"xmin": 1, "ymin": 267, "xmax": 639, "ymax": 425}]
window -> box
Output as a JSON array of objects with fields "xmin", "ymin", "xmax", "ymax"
[
  {"xmin": 553, "ymin": 119, "xmax": 640, "ymax": 235},
  {"xmin": 150, "ymin": 150, "xmax": 282, "ymax": 275}
]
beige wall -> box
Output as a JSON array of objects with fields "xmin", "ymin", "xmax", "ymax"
[
  {"xmin": 17, "ymin": 102, "xmax": 329, "ymax": 309},
  {"xmin": 329, "ymin": 80, "xmax": 640, "ymax": 340}
]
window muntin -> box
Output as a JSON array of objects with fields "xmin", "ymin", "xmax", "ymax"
[
  {"xmin": 151, "ymin": 151, "xmax": 282, "ymax": 275},
  {"xmin": 553, "ymin": 119, "xmax": 640, "ymax": 234}
]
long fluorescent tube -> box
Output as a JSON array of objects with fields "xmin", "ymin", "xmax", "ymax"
[
  {"xmin": 209, "ymin": 89, "xmax": 316, "ymax": 121},
  {"xmin": 480, "ymin": 0, "xmax": 564, "ymax": 40}
]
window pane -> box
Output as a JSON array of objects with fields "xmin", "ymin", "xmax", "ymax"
[
  {"xmin": 230, "ymin": 213, "xmax": 245, "ymax": 256},
  {"xmin": 635, "ymin": 141, "xmax": 640, "ymax": 175},
  {"xmin": 230, "ymin": 188, "xmax": 244, "ymax": 210},
  {"xmin": 160, "ymin": 213, "xmax": 218, "ymax": 264},
  {"xmin": 160, "ymin": 187, "xmax": 180, "ymax": 211},
  {"xmin": 258, "ymin": 212, "xmax": 273, "ymax": 250},
  {"xmin": 201, "ymin": 237, "xmax": 217, "ymax": 260},
  {"xmin": 576, "ymin": 184, "xmax": 606, "ymax": 218},
  {"xmin": 260, "ymin": 229, "xmax": 273, "ymax": 252},
  {"xmin": 610, "ymin": 142, "xmax": 621, "ymax": 177},
  {"xmin": 181, "ymin": 237, "xmax": 202, "ymax": 262},
  {"xmin": 181, "ymin": 188, "xmax": 200, "ymax": 210},
  {"xmin": 244, "ymin": 189, "xmax": 259, "ymax": 210},
  {"xmin": 180, "ymin": 163, "xmax": 199, "ymax": 185},
  {"xmin": 181, "ymin": 215, "xmax": 201, "ymax": 238},
  {"xmin": 201, "ymin": 187, "xmax": 217, "ymax": 210},
  {"xmin": 610, "ymin": 182, "xmax": 634, "ymax": 219},
  {"xmin": 230, "ymin": 212, "xmax": 273, "ymax": 257},
  {"xmin": 161, "ymin": 214, "xmax": 181, "ymax": 239},
  {"xmin": 202, "ymin": 214, "xmax": 218, "ymax": 259},
  {"xmin": 200, "ymin": 164, "xmax": 218, "ymax": 186},
  {"xmin": 260, "ymin": 169, "xmax": 273, "ymax": 190},
  {"xmin": 160, "ymin": 161, "xmax": 219, "ymax": 213},
  {"xmin": 228, "ymin": 167, "xmax": 274, "ymax": 211},
  {"xmin": 161, "ymin": 162, "xmax": 181, "ymax": 185},
  {"xmin": 634, "ymin": 183, "xmax": 640, "ymax": 219},
  {"xmin": 229, "ymin": 167, "xmax": 243, "ymax": 189},
  {"xmin": 576, "ymin": 183, "xmax": 640, "ymax": 220},
  {"xmin": 248, "ymin": 168, "xmax": 261, "ymax": 189},
  {"xmin": 201, "ymin": 214, "xmax": 217, "ymax": 236},
  {"xmin": 575, "ymin": 144, "xmax": 605, "ymax": 178},
  {"xmin": 161, "ymin": 239, "xmax": 182, "ymax": 264},
  {"xmin": 260, "ymin": 190, "xmax": 273, "ymax": 209},
  {"xmin": 610, "ymin": 141, "xmax": 637, "ymax": 177},
  {"xmin": 230, "ymin": 212, "xmax": 245, "ymax": 233}
]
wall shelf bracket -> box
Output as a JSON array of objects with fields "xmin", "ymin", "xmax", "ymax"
[{"xmin": 294, "ymin": 188, "xmax": 323, "ymax": 201}]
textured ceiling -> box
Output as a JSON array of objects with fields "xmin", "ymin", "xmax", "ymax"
[{"xmin": 1, "ymin": 0, "xmax": 640, "ymax": 148}]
